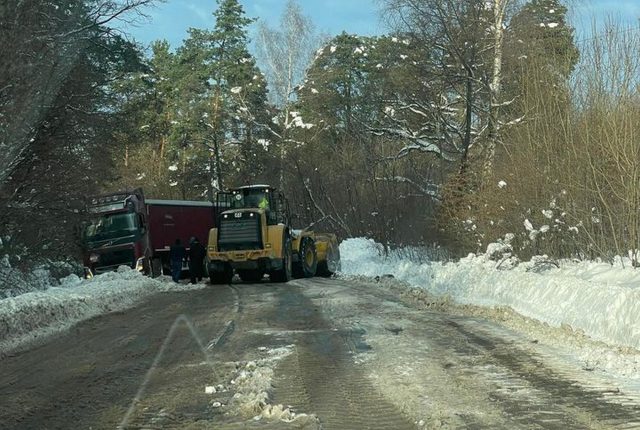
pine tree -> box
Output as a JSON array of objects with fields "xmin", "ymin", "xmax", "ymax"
[
  {"xmin": 507, "ymin": 0, "xmax": 579, "ymax": 79},
  {"xmin": 178, "ymin": 0, "xmax": 269, "ymax": 195}
]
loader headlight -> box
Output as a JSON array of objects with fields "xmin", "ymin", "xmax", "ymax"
[
  {"xmin": 89, "ymin": 253, "xmax": 100, "ymax": 263},
  {"xmin": 136, "ymin": 257, "xmax": 145, "ymax": 272}
]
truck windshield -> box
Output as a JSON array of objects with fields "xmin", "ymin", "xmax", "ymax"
[{"xmin": 85, "ymin": 213, "xmax": 138, "ymax": 242}]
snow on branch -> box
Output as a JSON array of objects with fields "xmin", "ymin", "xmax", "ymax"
[
  {"xmin": 498, "ymin": 115, "xmax": 525, "ymax": 128},
  {"xmin": 491, "ymin": 97, "xmax": 516, "ymax": 108},
  {"xmin": 369, "ymin": 126, "xmax": 456, "ymax": 162},
  {"xmin": 375, "ymin": 176, "xmax": 441, "ymax": 200}
]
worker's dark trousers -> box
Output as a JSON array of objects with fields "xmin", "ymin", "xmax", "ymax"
[
  {"xmin": 190, "ymin": 262, "xmax": 203, "ymax": 283},
  {"xmin": 171, "ymin": 260, "xmax": 182, "ymax": 283}
]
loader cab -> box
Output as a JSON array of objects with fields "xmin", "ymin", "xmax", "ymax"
[{"xmin": 217, "ymin": 185, "xmax": 290, "ymax": 226}]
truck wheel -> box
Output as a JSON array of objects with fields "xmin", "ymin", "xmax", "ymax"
[
  {"xmin": 210, "ymin": 264, "xmax": 233, "ymax": 285},
  {"xmin": 270, "ymin": 233, "xmax": 292, "ymax": 283},
  {"xmin": 238, "ymin": 270, "xmax": 264, "ymax": 283},
  {"xmin": 318, "ymin": 245, "xmax": 340, "ymax": 277},
  {"xmin": 293, "ymin": 238, "xmax": 317, "ymax": 278},
  {"xmin": 151, "ymin": 258, "xmax": 162, "ymax": 278}
]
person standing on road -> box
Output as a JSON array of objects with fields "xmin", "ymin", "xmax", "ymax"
[
  {"xmin": 188, "ymin": 237, "xmax": 206, "ymax": 284},
  {"xmin": 169, "ymin": 238, "xmax": 186, "ymax": 283}
]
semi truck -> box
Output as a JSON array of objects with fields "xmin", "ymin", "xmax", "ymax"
[
  {"xmin": 207, "ymin": 185, "xmax": 340, "ymax": 284},
  {"xmin": 83, "ymin": 189, "xmax": 219, "ymax": 276}
]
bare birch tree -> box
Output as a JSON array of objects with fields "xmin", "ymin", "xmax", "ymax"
[
  {"xmin": 256, "ymin": 0, "xmax": 321, "ymax": 189},
  {"xmin": 484, "ymin": 0, "xmax": 511, "ymax": 176}
]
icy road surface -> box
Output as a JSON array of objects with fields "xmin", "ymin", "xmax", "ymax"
[{"xmin": 2, "ymin": 277, "xmax": 640, "ymax": 429}]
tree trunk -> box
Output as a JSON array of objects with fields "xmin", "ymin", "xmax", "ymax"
[{"xmin": 485, "ymin": 0, "xmax": 509, "ymax": 177}]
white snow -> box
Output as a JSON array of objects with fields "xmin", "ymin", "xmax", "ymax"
[
  {"xmin": 224, "ymin": 346, "xmax": 319, "ymax": 426},
  {"xmin": 286, "ymin": 112, "xmax": 314, "ymax": 130},
  {"xmin": 523, "ymin": 219, "xmax": 534, "ymax": 231},
  {"xmin": 0, "ymin": 267, "xmax": 204, "ymax": 355},
  {"xmin": 339, "ymin": 237, "xmax": 640, "ymax": 377}
]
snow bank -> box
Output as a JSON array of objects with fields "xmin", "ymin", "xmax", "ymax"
[
  {"xmin": 339, "ymin": 238, "xmax": 640, "ymax": 351},
  {"xmin": 0, "ymin": 267, "xmax": 204, "ymax": 355}
]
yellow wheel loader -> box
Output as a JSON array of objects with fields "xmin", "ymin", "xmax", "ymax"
[{"xmin": 206, "ymin": 185, "xmax": 340, "ymax": 284}]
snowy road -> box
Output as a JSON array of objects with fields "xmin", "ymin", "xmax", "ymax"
[{"xmin": 2, "ymin": 277, "xmax": 640, "ymax": 429}]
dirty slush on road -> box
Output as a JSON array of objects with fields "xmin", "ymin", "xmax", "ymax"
[{"xmin": 3, "ymin": 277, "xmax": 640, "ymax": 429}]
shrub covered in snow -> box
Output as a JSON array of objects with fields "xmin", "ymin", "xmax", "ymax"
[{"xmin": 0, "ymin": 255, "xmax": 84, "ymax": 299}]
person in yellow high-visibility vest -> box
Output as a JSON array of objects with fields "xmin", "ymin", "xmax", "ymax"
[{"xmin": 258, "ymin": 196, "xmax": 269, "ymax": 210}]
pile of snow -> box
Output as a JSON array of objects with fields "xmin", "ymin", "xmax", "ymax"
[
  {"xmin": 0, "ymin": 267, "xmax": 204, "ymax": 355},
  {"xmin": 339, "ymin": 238, "xmax": 640, "ymax": 352}
]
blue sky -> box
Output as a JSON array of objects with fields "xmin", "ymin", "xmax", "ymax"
[
  {"xmin": 122, "ymin": 0, "xmax": 383, "ymax": 51},
  {"xmin": 120, "ymin": 0, "xmax": 639, "ymax": 52}
]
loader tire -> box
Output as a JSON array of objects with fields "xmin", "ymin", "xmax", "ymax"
[
  {"xmin": 293, "ymin": 238, "xmax": 317, "ymax": 278},
  {"xmin": 210, "ymin": 264, "xmax": 233, "ymax": 285},
  {"xmin": 318, "ymin": 245, "xmax": 340, "ymax": 277},
  {"xmin": 270, "ymin": 233, "xmax": 292, "ymax": 283},
  {"xmin": 238, "ymin": 270, "xmax": 264, "ymax": 283}
]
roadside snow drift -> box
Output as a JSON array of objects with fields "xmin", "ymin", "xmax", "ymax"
[
  {"xmin": 339, "ymin": 238, "xmax": 640, "ymax": 351},
  {"xmin": 0, "ymin": 267, "xmax": 203, "ymax": 355}
]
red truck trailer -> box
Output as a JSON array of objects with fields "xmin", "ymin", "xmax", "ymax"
[
  {"xmin": 146, "ymin": 199, "xmax": 216, "ymax": 275},
  {"xmin": 83, "ymin": 189, "xmax": 219, "ymax": 277}
]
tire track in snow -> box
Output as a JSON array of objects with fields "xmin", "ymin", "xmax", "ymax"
[{"xmin": 269, "ymin": 284, "xmax": 415, "ymax": 429}]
